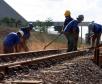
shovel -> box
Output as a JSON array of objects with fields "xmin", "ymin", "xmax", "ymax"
[{"xmin": 43, "ymin": 34, "xmax": 62, "ymax": 49}]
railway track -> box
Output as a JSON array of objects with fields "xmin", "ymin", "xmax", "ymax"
[
  {"xmin": 0, "ymin": 49, "xmax": 64, "ymax": 64},
  {"xmin": 0, "ymin": 49, "xmax": 64, "ymax": 81},
  {"xmin": 0, "ymin": 48, "xmax": 92, "ymax": 83}
]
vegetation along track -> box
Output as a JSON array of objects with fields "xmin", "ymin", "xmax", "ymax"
[{"xmin": 0, "ymin": 48, "xmax": 92, "ymax": 82}]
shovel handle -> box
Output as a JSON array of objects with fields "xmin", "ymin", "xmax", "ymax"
[{"xmin": 43, "ymin": 34, "xmax": 62, "ymax": 49}]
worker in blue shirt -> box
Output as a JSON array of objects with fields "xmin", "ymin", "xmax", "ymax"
[
  {"xmin": 63, "ymin": 15, "xmax": 84, "ymax": 52},
  {"xmin": 20, "ymin": 23, "xmax": 34, "ymax": 51},
  {"xmin": 88, "ymin": 22, "xmax": 102, "ymax": 48},
  {"xmin": 63, "ymin": 10, "xmax": 73, "ymax": 30},
  {"xmin": 3, "ymin": 31, "xmax": 24, "ymax": 53},
  {"xmin": 62, "ymin": 10, "xmax": 73, "ymax": 52}
]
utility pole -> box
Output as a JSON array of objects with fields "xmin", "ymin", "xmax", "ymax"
[
  {"xmin": 94, "ymin": 47, "xmax": 100, "ymax": 65},
  {"xmin": 81, "ymin": 26, "xmax": 83, "ymax": 44}
]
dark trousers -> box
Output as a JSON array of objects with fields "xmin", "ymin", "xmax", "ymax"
[
  {"xmin": 73, "ymin": 32, "xmax": 79, "ymax": 51},
  {"xmin": 65, "ymin": 32, "xmax": 79, "ymax": 52},
  {"xmin": 3, "ymin": 44, "xmax": 14, "ymax": 53},
  {"xmin": 91, "ymin": 33, "xmax": 101, "ymax": 47}
]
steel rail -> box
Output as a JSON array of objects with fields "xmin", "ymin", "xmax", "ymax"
[
  {"xmin": 0, "ymin": 50, "xmax": 87, "ymax": 68},
  {"xmin": 0, "ymin": 49, "xmax": 62, "ymax": 58},
  {"xmin": 0, "ymin": 49, "xmax": 65, "ymax": 65},
  {"xmin": 0, "ymin": 48, "xmax": 91, "ymax": 81}
]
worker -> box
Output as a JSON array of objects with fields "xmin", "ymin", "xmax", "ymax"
[
  {"xmin": 62, "ymin": 10, "xmax": 73, "ymax": 51},
  {"xmin": 3, "ymin": 31, "xmax": 24, "ymax": 53},
  {"xmin": 63, "ymin": 10, "xmax": 73, "ymax": 30},
  {"xmin": 88, "ymin": 21, "xmax": 102, "ymax": 48},
  {"xmin": 63, "ymin": 15, "xmax": 84, "ymax": 52},
  {"xmin": 20, "ymin": 23, "xmax": 34, "ymax": 51}
]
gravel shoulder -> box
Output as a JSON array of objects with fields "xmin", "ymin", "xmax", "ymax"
[{"xmin": 4, "ymin": 55, "xmax": 102, "ymax": 84}]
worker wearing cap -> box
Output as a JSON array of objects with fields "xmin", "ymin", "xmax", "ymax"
[
  {"xmin": 88, "ymin": 22, "xmax": 102, "ymax": 48},
  {"xmin": 3, "ymin": 31, "xmax": 24, "ymax": 53},
  {"xmin": 62, "ymin": 10, "xmax": 73, "ymax": 52},
  {"xmin": 20, "ymin": 23, "xmax": 34, "ymax": 51},
  {"xmin": 63, "ymin": 15, "xmax": 84, "ymax": 52},
  {"xmin": 63, "ymin": 10, "xmax": 73, "ymax": 30}
]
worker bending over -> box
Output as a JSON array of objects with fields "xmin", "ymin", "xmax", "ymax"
[
  {"xmin": 63, "ymin": 15, "xmax": 84, "ymax": 52},
  {"xmin": 88, "ymin": 21, "xmax": 102, "ymax": 48},
  {"xmin": 3, "ymin": 31, "xmax": 24, "ymax": 53},
  {"xmin": 20, "ymin": 23, "xmax": 33, "ymax": 51}
]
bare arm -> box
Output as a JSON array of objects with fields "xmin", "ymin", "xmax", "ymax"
[
  {"xmin": 20, "ymin": 38, "xmax": 29, "ymax": 51},
  {"xmin": 14, "ymin": 44, "xmax": 21, "ymax": 52}
]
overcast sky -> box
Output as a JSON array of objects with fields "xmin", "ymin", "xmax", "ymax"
[{"xmin": 4, "ymin": 0, "xmax": 102, "ymax": 24}]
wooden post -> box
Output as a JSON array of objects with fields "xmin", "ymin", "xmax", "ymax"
[
  {"xmin": 94, "ymin": 48, "xmax": 99, "ymax": 65},
  {"xmin": 81, "ymin": 26, "xmax": 82, "ymax": 44}
]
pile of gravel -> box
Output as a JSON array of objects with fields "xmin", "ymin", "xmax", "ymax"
[
  {"xmin": 5, "ymin": 56, "xmax": 102, "ymax": 84},
  {"xmin": 38, "ymin": 58, "xmax": 102, "ymax": 84}
]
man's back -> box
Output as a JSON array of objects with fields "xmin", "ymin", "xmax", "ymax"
[
  {"xmin": 20, "ymin": 27, "xmax": 30, "ymax": 40},
  {"xmin": 3, "ymin": 32, "xmax": 20, "ymax": 47},
  {"xmin": 89, "ymin": 23, "xmax": 102, "ymax": 33},
  {"xmin": 93, "ymin": 23, "xmax": 102, "ymax": 33},
  {"xmin": 64, "ymin": 20, "xmax": 79, "ymax": 33},
  {"xmin": 64, "ymin": 17, "xmax": 73, "ymax": 28}
]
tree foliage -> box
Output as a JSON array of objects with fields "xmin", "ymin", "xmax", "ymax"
[
  {"xmin": 54, "ymin": 26, "xmax": 63, "ymax": 33},
  {"xmin": 35, "ymin": 18, "xmax": 53, "ymax": 33},
  {"xmin": 0, "ymin": 17, "xmax": 23, "ymax": 27}
]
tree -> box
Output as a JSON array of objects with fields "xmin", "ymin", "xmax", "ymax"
[
  {"xmin": 54, "ymin": 26, "xmax": 63, "ymax": 33},
  {"xmin": 16, "ymin": 20, "xmax": 22, "ymax": 27},
  {"xmin": 44, "ymin": 18, "xmax": 53, "ymax": 32},
  {"xmin": 35, "ymin": 20, "xmax": 43, "ymax": 32},
  {"xmin": 9, "ymin": 18, "xmax": 16, "ymax": 27},
  {"xmin": 1, "ymin": 17, "xmax": 10, "ymax": 26},
  {"xmin": 35, "ymin": 18, "xmax": 53, "ymax": 33},
  {"xmin": 0, "ymin": 17, "xmax": 26, "ymax": 27}
]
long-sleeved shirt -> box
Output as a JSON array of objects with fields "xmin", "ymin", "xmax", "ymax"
[
  {"xmin": 64, "ymin": 20, "xmax": 79, "ymax": 33},
  {"xmin": 20, "ymin": 27, "xmax": 31, "ymax": 39},
  {"xmin": 3, "ymin": 32, "xmax": 20, "ymax": 47},
  {"xmin": 91, "ymin": 23, "xmax": 102, "ymax": 33},
  {"xmin": 63, "ymin": 16, "xmax": 73, "ymax": 29}
]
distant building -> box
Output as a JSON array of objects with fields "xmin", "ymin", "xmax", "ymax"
[{"xmin": 0, "ymin": 0, "xmax": 27, "ymax": 24}]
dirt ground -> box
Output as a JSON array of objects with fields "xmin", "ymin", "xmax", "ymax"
[
  {"xmin": 0, "ymin": 42, "xmax": 67, "ymax": 54},
  {"xmin": 30, "ymin": 42, "xmax": 66, "ymax": 50},
  {"xmin": 0, "ymin": 26, "xmax": 67, "ymax": 54}
]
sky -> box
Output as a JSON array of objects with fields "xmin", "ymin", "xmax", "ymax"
[
  {"xmin": 4, "ymin": 0, "xmax": 102, "ymax": 23},
  {"xmin": 3, "ymin": 0, "xmax": 102, "ymax": 39}
]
